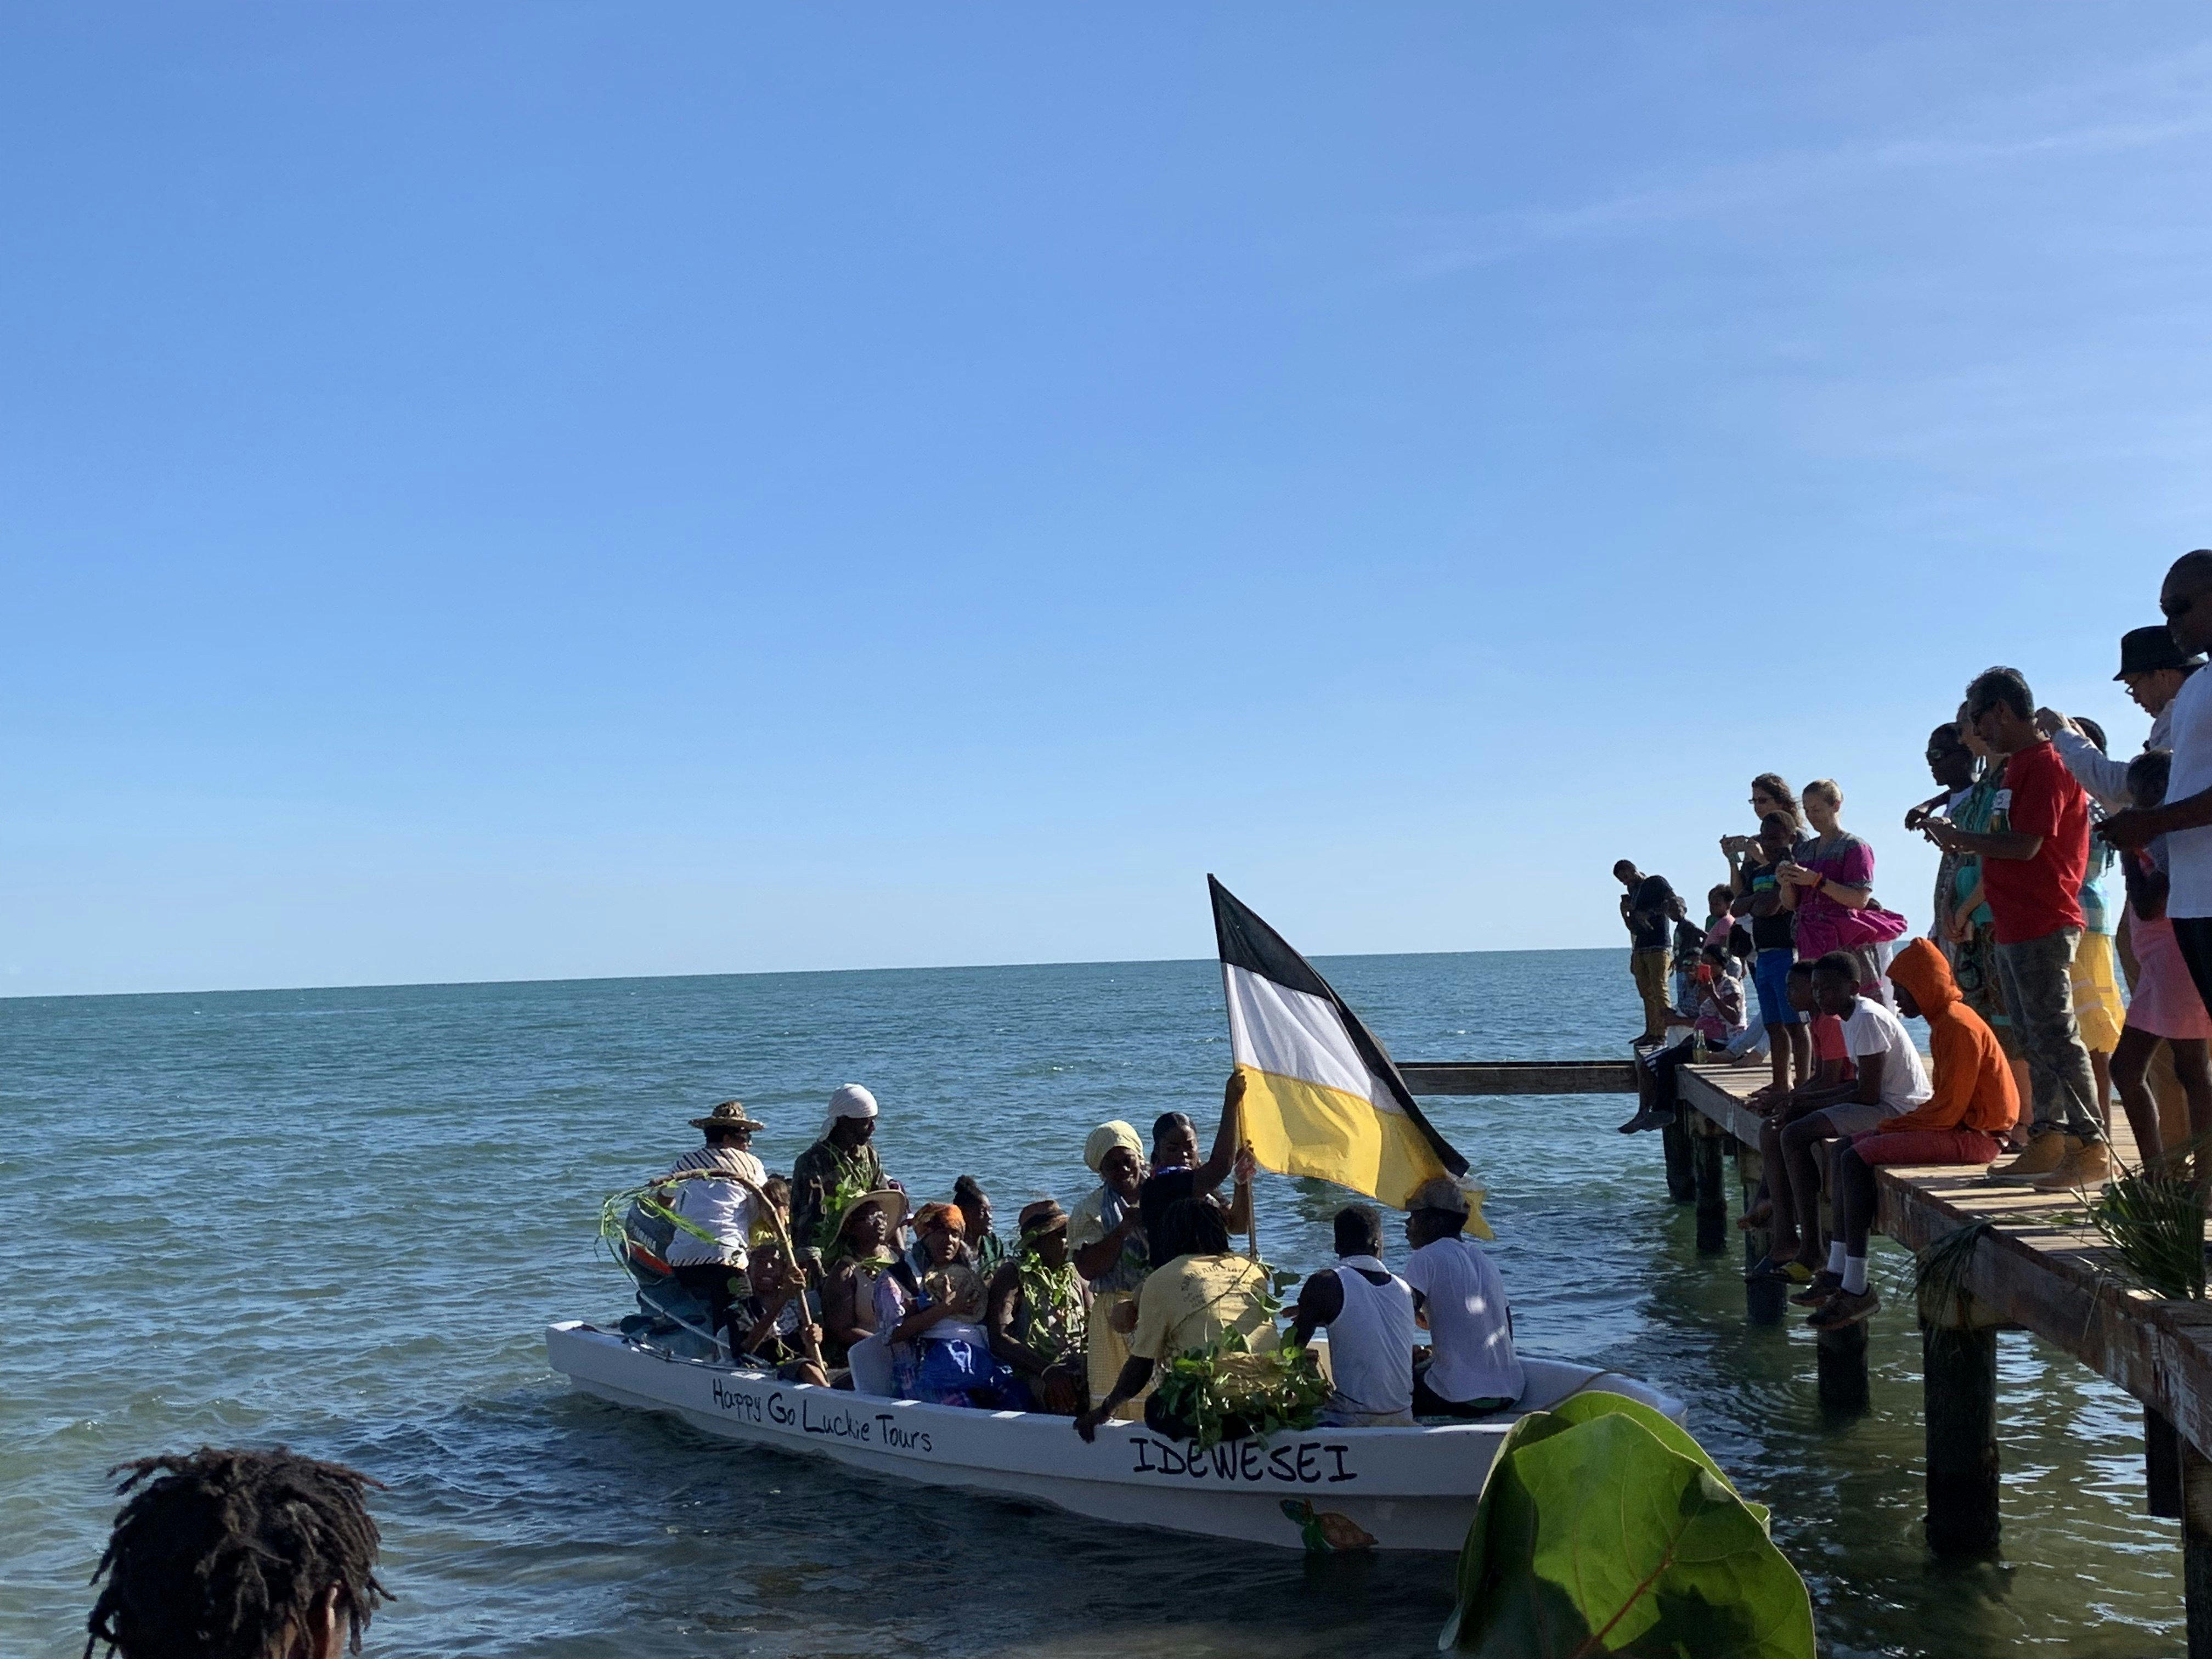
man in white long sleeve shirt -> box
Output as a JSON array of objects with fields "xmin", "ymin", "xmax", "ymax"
[{"xmin": 2042, "ymin": 625, "xmax": 2203, "ymax": 809}]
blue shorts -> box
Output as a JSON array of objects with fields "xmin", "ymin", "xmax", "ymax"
[{"xmin": 1753, "ymin": 949, "xmax": 1804, "ymax": 1028}]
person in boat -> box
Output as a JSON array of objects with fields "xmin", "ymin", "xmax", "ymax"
[
  {"xmin": 1069, "ymin": 1119, "xmax": 1152, "ymax": 1420},
  {"xmin": 819, "ymin": 1188, "xmax": 908, "ymax": 1377},
  {"xmin": 86, "ymin": 1447, "xmax": 388, "ymax": 1659},
  {"xmin": 874, "ymin": 1201, "xmax": 1024, "ymax": 1408},
  {"xmin": 1403, "ymin": 1176, "xmax": 1523, "ymax": 1419},
  {"xmin": 657, "ymin": 1101, "xmax": 770, "ymax": 1355},
  {"xmin": 1138, "ymin": 1073, "xmax": 1257, "ymax": 1267},
  {"xmin": 791, "ymin": 1084, "xmax": 891, "ymax": 1263},
  {"xmin": 1073, "ymin": 1197, "xmax": 1276, "ymax": 1442},
  {"xmin": 1285, "ymin": 1204, "xmax": 1417, "ymax": 1427},
  {"xmin": 721, "ymin": 1176, "xmax": 830, "ymax": 1385},
  {"xmin": 986, "ymin": 1198, "xmax": 1092, "ymax": 1414},
  {"xmin": 953, "ymin": 1174, "xmax": 1006, "ymax": 1278},
  {"xmin": 1803, "ymin": 938, "xmax": 2020, "ymax": 1330}
]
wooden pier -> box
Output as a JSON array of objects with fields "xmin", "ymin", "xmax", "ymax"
[{"xmin": 1402, "ymin": 1055, "xmax": 2212, "ymax": 1651}]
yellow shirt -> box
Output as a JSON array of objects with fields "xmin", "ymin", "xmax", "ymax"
[{"xmin": 1129, "ymin": 1252, "xmax": 1276, "ymax": 1362}]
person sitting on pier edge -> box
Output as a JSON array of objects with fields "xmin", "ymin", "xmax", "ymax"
[
  {"xmin": 875, "ymin": 1201, "xmax": 1023, "ymax": 1408},
  {"xmin": 659, "ymin": 1100, "xmax": 769, "ymax": 1355},
  {"xmin": 792, "ymin": 1084, "xmax": 893, "ymax": 1262},
  {"xmin": 1928, "ymin": 666, "xmax": 2103, "ymax": 1187},
  {"xmin": 819, "ymin": 1188, "xmax": 907, "ymax": 1378},
  {"xmin": 1616, "ymin": 860, "xmax": 1678, "ymax": 1046},
  {"xmin": 1073, "ymin": 1197, "xmax": 1275, "ymax": 1442},
  {"xmin": 1738, "ymin": 960, "xmax": 1854, "ymax": 1235},
  {"xmin": 1750, "ymin": 952, "xmax": 1929, "ymax": 1283},
  {"xmin": 86, "ymin": 1447, "xmax": 388, "ymax": 1659},
  {"xmin": 2111, "ymin": 751, "xmax": 2212, "ymax": 1181},
  {"xmin": 1285, "ymin": 1204, "xmax": 1417, "ymax": 1427},
  {"xmin": 1735, "ymin": 811, "xmax": 1810, "ymax": 1108},
  {"xmin": 1069, "ymin": 1118, "xmax": 1151, "ymax": 1420},
  {"xmin": 953, "ymin": 1173, "xmax": 1005, "ymax": 1278},
  {"xmin": 1801, "ymin": 938, "xmax": 2019, "ymax": 1329},
  {"xmin": 1403, "ymin": 1176, "xmax": 1522, "ymax": 1418},
  {"xmin": 1138, "ymin": 1073, "xmax": 1257, "ymax": 1265},
  {"xmin": 1617, "ymin": 941, "xmax": 1747, "ymax": 1135},
  {"xmin": 986, "ymin": 1198, "xmax": 1092, "ymax": 1414}
]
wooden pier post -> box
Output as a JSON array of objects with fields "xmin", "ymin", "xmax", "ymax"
[
  {"xmin": 1736, "ymin": 1143, "xmax": 1785, "ymax": 1324},
  {"xmin": 1918, "ymin": 1287, "xmax": 2001, "ymax": 1554},
  {"xmin": 1815, "ymin": 1320, "xmax": 1870, "ymax": 1414},
  {"xmin": 2184, "ymin": 1438, "xmax": 2212, "ymax": 1656},
  {"xmin": 1692, "ymin": 1122, "xmax": 1728, "ymax": 1254},
  {"xmin": 2151, "ymin": 1408, "xmax": 2185, "ymax": 1520},
  {"xmin": 1661, "ymin": 1116, "xmax": 1696, "ymax": 1204}
]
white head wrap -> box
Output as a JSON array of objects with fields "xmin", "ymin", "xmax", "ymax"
[
  {"xmin": 823, "ymin": 1083, "xmax": 879, "ymax": 1135},
  {"xmin": 1084, "ymin": 1119, "xmax": 1143, "ymax": 1173}
]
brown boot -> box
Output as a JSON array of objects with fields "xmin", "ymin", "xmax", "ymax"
[
  {"xmin": 2031, "ymin": 1138, "xmax": 2111, "ymax": 1193},
  {"xmin": 1989, "ymin": 1130, "xmax": 2077, "ymax": 1184}
]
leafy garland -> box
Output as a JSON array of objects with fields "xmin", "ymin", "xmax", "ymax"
[
  {"xmin": 814, "ymin": 1154, "xmax": 884, "ymax": 1265},
  {"xmin": 1147, "ymin": 1258, "xmax": 1327, "ymax": 1451},
  {"xmin": 1014, "ymin": 1249, "xmax": 1086, "ymax": 1358}
]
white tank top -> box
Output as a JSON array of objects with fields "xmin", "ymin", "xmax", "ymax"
[{"xmin": 1325, "ymin": 1256, "xmax": 1416, "ymax": 1418}]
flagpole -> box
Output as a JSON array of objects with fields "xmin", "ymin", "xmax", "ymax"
[{"xmin": 1219, "ymin": 952, "xmax": 1260, "ymax": 1262}]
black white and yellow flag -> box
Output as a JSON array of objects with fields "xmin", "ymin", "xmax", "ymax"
[{"xmin": 1211, "ymin": 876, "xmax": 1489, "ymax": 1235}]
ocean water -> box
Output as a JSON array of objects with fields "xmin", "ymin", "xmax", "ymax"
[{"xmin": 0, "ymin": 951, "xmax": 2186, "ymax": 1657}]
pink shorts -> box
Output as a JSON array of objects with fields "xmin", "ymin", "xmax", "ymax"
[{"xmin": 1849, "ymin": 1127, "xmax": 2004, "ymax": 1167}]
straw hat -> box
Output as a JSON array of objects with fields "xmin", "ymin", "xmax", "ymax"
[
  {"xmin": 833, "ymin": 1188, "xmax": 909, "ymax": 1239},
  {"xmin": 690, "ymin": 1100, "xmax": 767, "ymax": 1133}
]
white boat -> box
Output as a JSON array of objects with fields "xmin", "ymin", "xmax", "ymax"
[{"xmin": 546, "ymin": 1319, "xmax": 1686, "ymax": 1552}]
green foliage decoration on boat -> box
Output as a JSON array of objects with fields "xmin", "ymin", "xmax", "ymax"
[
  {"xmin": 1440, "ymin": 1391, "xmax": 1813, "ymax": 1658},
  {"xmin": 1150, "ymin": 1334, "xmax": 1331, "ymax": 1452}
]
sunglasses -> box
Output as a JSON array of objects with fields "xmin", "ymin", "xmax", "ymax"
[{"xmin": 2165, "ymin": 594, "xmax": 2197, "ymax": 620}]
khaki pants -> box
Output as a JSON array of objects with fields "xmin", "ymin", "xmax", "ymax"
[
  {"xmin": 1630, "ymin": 947, "xmax": 1673, "ymax": 1040},
  {"xmin": 1086, "ymin": 1291, "xmax": 1148, "ymax": 1421}
]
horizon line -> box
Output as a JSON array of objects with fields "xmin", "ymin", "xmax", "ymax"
[{"xmin": 0, "ymin": 943, "xmax": 1623, "ymax": 1006}]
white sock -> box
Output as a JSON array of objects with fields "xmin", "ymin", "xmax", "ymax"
[
  {"xmin": 1827, "ymin": 1242, "xmax": 1847, "ymax": 1276},
  {"xmin": 1842, "ymin": 1256, "xmax": 1869, "ymax": 1296}
]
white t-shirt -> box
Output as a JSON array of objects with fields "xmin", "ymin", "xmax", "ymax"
[
  {"xmin": 1404, "ymin": 1235, "xmax": 1523, "ymax": 1406},
  {"xmin": 1841, "ymin": 999, "xmax": 1933, "ymax": 1117},
  {"xmin": 2167, "ymin": 669, "xmax": 2212, "ymax": 918},
  {"xmin": 661, "ymin": 1148, "xmax": 765, "ymax": 1267}
]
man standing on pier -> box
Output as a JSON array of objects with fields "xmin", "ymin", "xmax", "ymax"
[
  {"xmin": 2103, "ymin": 551, "xmax": 2212, "ymax": 1042},
  {"xmin": 1927, "ymin": 667, "xmax": 2101, "ymax": 1188},
  {"xmin": 1616, "ymin": 860, "xmax": 1677, "ymax": 1046}
]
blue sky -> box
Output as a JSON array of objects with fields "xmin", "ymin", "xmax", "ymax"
[{"xmin": 7, "ymin": 5, "xmax": 2211, "ymax": 996}]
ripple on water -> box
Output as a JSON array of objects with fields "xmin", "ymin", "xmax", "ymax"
[{"xmin": 0, "ymin": 956, "xmax": 2187, "ymax": 1656}]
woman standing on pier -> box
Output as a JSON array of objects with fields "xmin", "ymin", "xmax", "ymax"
[{"xmin": 1782, "ymin": 780, "xmax": 1907, "ymax": 1007}]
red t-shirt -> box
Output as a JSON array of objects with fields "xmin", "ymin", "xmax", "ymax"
[
  {"xmin": 1980, "ymin": 738, "xmax": 2089, "ymax": 944},
  {"xmin": 1809, "ymin": 1013, "xmax": 1855, "ymax": 1080}
]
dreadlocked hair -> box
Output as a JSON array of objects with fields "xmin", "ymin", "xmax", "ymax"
[{"xmin": 86, "ymin": 1447, "xmax": 389, "ymax": 1659}]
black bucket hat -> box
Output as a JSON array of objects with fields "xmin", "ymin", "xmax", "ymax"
[{"xmin": 2116, "ymin": 625, "xmax": 2205, "ymax": 678}]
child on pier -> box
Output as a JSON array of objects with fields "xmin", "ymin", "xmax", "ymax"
[
  {"xmin": 1747, "ymin": 955, "xmax": 1927, "ymax": 1283},
  {"xmin": 1804, "ymin": 938, "xmax": 2018, "ymax": 1328}
]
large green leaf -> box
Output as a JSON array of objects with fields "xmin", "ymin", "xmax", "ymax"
[{"xmin": 1442, "ymin": 1403, "xmax": 1813, "ymax": 1658}]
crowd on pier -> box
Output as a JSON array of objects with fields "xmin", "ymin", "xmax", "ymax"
[
  {"xmin": 623, "ymin": 1075, "xmax": 1522, "ymax": 1442},
  {"xmin": 1612, "ymin": 548, "xmax": 2212, "ymax": 1333}
]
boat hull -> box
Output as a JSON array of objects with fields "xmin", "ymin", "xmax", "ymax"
[{"xmin": 547, "ymin": 1321, "xmax": 1685, "ymax": 1552}]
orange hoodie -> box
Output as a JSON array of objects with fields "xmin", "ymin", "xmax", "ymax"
[{"xmin": 1871, "ymin": 938, "xmax": 2019, "ymax": 1137}]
